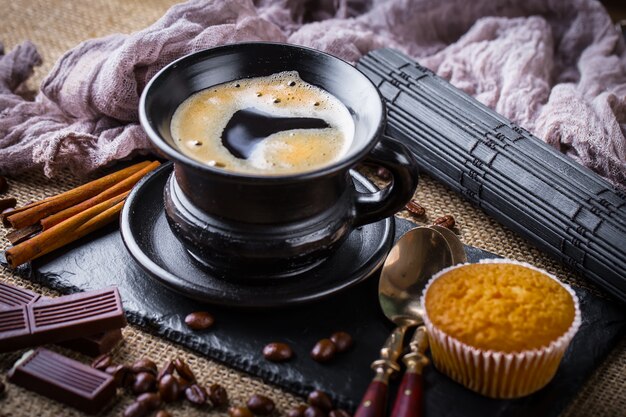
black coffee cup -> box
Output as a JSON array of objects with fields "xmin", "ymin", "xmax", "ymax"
[{"xmin": 140, "ymin": 42, "xmax": 418, "ymax": 279}]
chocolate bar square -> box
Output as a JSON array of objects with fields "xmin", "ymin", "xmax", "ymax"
[{"xmin": 8, "ymin": 348, "xmax": 116, "ymax": 414}]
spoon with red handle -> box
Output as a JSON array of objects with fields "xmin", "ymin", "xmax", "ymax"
[
  {"xmin": 354, "ymin": 325, "xmax": 412, "ymax": 417},
  {"xmin": 390, "ymin": 326, "xmax": 430, "ymax": 417},
  {"xmin": 354, "ymin": 227, "xmax": 464, "ymax": 417}
]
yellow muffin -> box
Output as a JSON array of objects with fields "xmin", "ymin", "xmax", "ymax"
[
  {"xmin": 421, "ymin": 259, "xmax": 581, "ymax": 399},
  {"xmin": 425, "ymin": 262, "xmax": 576, "ymax": 352}
]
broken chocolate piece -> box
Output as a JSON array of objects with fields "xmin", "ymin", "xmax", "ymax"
[
  {"xmin": 0, "ymin": 281, "xmax": 41, "ymax": 307},
  {"xmin": 0, "ymin": 282, "xmax": 123, "ymax": 356},
  {"xmin": 8, "ymin": 348, "xmax": 116, "ymax": 414},
  {"xmin": 57, "ymin": 328, "xmax": 124, "ymax": 357},
  {"xmin": 0, "ymin": 287, "xmax": 126, "ymax": 352}
]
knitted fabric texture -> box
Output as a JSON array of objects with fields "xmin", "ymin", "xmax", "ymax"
[{"xmin": 0, "ymin": 0, "xmax": 625, "ymax": 188}]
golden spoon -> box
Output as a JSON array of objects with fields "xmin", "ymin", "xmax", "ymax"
[{"xmin": 354, "ymin": 226, "xmax": 466, "ymax": 417}]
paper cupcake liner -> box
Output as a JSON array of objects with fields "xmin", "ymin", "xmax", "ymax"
[{"xmin": 421, "ymin": 259, "xmax": 582, "ymax": 399}]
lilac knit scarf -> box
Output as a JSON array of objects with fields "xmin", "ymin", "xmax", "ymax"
[{"xmin": 1, "ymin": 0, "xmax": 625, "ymax": 189}]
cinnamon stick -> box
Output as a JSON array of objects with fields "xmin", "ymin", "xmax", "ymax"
[
  {"xmin": 2, "ymin": 200, "xmax": 48, "ymax": 227},
  {"xmin": 6, "ymin": 224, "xmax": 42, "ymax": 245},
  {"xmin": 6, "ymin": 161, "xmax": 151, "ymax": 229},
  {"xmin": 5, "ymin": 192, "xmax": 129, "ymax": 268},
  {"xmin": 40, "ymin": 161, "xmax": 160, "ymax": 230},
  {"xmin": 75, "ymin": 200, "xmax": 125, "ymax": 235}
]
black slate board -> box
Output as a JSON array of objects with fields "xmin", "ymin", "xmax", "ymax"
[{"xmin": 2, "ymin": 218, "xmax": 625, "ymax": 416}]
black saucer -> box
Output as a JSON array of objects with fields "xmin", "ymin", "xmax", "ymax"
[{"xmin": 120, "ymin": 163, "xmax": 394, "ymax": 307}]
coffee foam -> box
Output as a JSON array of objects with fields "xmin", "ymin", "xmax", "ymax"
[{"xmin": 170, "ymin": 71, "xmax": 355, "ymax": 174}]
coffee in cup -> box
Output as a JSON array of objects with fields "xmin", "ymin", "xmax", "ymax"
[{"xmin": 170, "ymin": 71, "xmax": 355, "ymax": 175}]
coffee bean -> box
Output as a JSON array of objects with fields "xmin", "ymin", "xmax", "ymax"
[
  {"xmin": 105, "ymin": 364, "xmax": 130, "ymax": 388},
  {"xmin": 307, "ymin": 390, "xmax": 332, "ymax": 412},
  {"xmin": 91, "ymin": 354, "xmax": 112, "ymax": 371},
  {"xmin": 304, "ymin": 405, "xmax": 326, "ymax": 417},
  {"xmin": 376, "ymin": 167, "xmax": 391, "ymax": 181},
  {"xmin": 132, "ymin": 372, "xmax": 157, "ymax": 394},
  {"xmin": 287, "ymin": 405, "xmax": 308, "ymax": 417},
  {"xmin": 0, "ymin": 197, "xmax": 17, "ymax": 212},
  {"xmin": 173, "ymin": 357, "xmax": 196, "ymax": 382},
  {"xmin": 137, "ymin": 392, "xmax": 162, "ymax": 410},
  {"xmin": 405, "ymin": 200, "xmax": 426, "ymax": 217},
  {"xmin": 184, "ymin": 311, "xmax": 215, "ymax": 330},
  {"xmin": 185, "ymin": 384, "xmax": 208, "ymax": 405},
  {"xmin": 0, "ymin": 176, "xmax": 8, "ymax": 194},
  {"xmin": 433, "ymin": 214, "xmax": 455, "ymax": 229},
  {"xmin": 158, "ymin": 374, "xmax": 180, "ymax": 403},
  {"xmin": 310, "ymin": 339, "xmax": 336, "ymax": 363},
  {"xmin": 329, "ymin": 409, "xmax": 351, "ymax": 417},
  {"xmin": 123, "ymin": 401, "xmax": 148, "ymax": 417},
  {"xmin": 155, "ymin": 411, "xmax": 172, "ymax": 417},
  {"xmin": 229, "ymin": 406, "xmax": 254, "ymax": 417},
  {"xmin": 124, "ymin": 371, "xmax": 136, "ymax": 389},
  {"xmin": 246, "ymin": 394, "xmax": 275, "ymax": 415},
  {"xmin": 1, "ymin": 206, "xmax": 15, "ymax": 227},
  {"xmin": 207, "ymin": 383, "xmax": 228, "ymax": 407},
  {"xmin": 329, "ymin": 332, "xmax": 353, "ymax": 353},
  {"xmin": 175, "ymin": 375, "xmax": 191, "ymax": 394},
  {"xmin": 263, "ymin": 342, "xmax": 293, "ymax": 362},
  {"xmin": 131, "ymin": 358, "xmax": 158, "ymax": 375},
  {"xmin": 157, "ymin": 360, "xmax": 175, "ymax": 381}
]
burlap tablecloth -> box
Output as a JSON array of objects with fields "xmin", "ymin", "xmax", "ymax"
[{"xmin": 1, "ymin": 1, "xmax": 625, "ymax": 416}]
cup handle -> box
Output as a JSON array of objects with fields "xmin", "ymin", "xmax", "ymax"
[{"xmin": 353, "ymin": 136, "xmax": 419, "ymax": 227}]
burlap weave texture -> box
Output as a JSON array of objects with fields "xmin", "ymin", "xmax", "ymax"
[{"xmin": 0, "ymin": 1, "xmax": 625, "ymax": 416}]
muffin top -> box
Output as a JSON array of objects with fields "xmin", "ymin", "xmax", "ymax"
[{"xmin": 424, "ymin": 262, "xmax": 576, "ymax": 352}]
